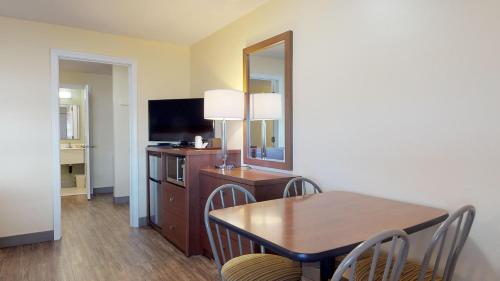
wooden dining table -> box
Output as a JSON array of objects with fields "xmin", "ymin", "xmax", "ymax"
[{"xmin": 208, "ymin": 191, "xmax": 448, "ymax": 281}]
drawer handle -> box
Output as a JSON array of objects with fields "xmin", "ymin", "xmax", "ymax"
[{"xmin": 169, "ymin": 196, "xmax": 174, "ymax": 202}]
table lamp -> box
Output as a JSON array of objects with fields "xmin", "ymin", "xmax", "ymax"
[
  {"xmin": 249, "ymin": 93, "xmax": 282, "ymax": 159},
  {"xmin": 204, "ymin": 89, "xmax": 244, "ymax": 170}
]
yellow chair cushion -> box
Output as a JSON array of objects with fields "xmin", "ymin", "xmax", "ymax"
[
  {"xmin": 343, "ymin": 255, "xmax": 442, "ymax": 281},
  {"xmin": 221, "ymin": 253, "xmax": 302, "ymax": 281}
]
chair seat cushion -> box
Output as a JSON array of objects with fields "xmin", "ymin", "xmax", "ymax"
[
  {"xmin": 221, "ymin": 253, "xmax": 302, "ymax": 281},
  {"xmin": 344, "ymin": 255, "xmax": 442, "ymax": 281}
]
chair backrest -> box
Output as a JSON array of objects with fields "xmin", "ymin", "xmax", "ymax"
[
  {"xmin": 331, "ymin": 229, "xmax": 410, "ymax": 281},
  {"xmin": 283, "ymin": 177, "xmax": 322, "ymax": 198},
  {"xmin": 418, "ymin": 205, "xmax": 476, "ymax": 281},
  {"xmin": 204, "ymin": 184, "xmax": 260, "ymax": 273}
]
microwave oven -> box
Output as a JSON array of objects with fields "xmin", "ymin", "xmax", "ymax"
[{"xmin": 166, "ymin": 155, "xmax": 185, "ymax": 187}]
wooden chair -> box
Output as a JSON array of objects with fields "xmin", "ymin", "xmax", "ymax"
[
  {"xmin": 283, "ymin": 177, "xmax": 322, "ymax": 198},
  {"xmin": 204, "ymin": 184, "xmax": 302, "ymax": 281},
  {"xmin": 331, "ymin": 229, "xmax": 410, "ymax": 281},
  {"xmin": 349, "ymin": 205, "xmax": 476, "ymax": 281}
]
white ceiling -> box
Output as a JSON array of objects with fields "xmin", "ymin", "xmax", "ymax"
[
  {"xmin": 0, "ymin": 0, "xmax": 270, "ymax": 45},
  {"xmin": 60, "ymin": 60, "xmax": 113, "ymax": 75}
]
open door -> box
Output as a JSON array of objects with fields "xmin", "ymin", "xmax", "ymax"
[{"xmin": 83, "ymin": 85, "xmax": 92, "ymax": 200}]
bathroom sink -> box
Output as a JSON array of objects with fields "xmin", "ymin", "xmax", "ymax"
[
  {"xmin": 60, "ymin": 143, "xmax": 85, "ymax": 150},
  {"xmin": 61, "ymin": 148, "xmax": 85, "ymax": 164}
]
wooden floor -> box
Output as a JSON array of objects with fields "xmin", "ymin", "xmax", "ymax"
[
  {"xmin": 0, "ymin": 194, "xmax": 218, "ymax": 281},
  {"xmin": 61, "ymin": 186, "xmax": 86, "ymax": 197}
]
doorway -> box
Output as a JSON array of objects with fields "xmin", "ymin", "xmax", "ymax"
[
  {"xmin": 59, "ymin": 84, "xmax": 91, "ymax": 198},
  {"xmin": 51, "ymin": 50, "xmax": 139, "ymax": 240}
]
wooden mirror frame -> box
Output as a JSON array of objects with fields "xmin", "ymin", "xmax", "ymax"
[{"xmin": 243, "ymin": 31, "xmax": 293, "ymax": 170}]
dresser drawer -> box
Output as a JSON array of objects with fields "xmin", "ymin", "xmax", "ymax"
[
  {"xmin": 162, "ymin": 182, "xmax": 186, "ymax": 219},
  {"xmin": 200, "ymin": 176, "xmax": 255, "ymax": 206},
  {"xmin": 162, "ymin": 211, "xmax": 187, "ymax": 252}
]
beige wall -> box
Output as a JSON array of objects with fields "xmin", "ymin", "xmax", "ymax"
[
  {"xmin": 112, "ymin": 66, "xmax": 130, "ymax": 198},
  {"xmin": 60, "ymin": 71, "xmax": 114, "ymax": 189},
  {"xmin": 0, "ymin": 16, "xmax": 190, "ymax": 237},
  {"xmin": 190, "ymin": 0, "xmax": 500, "ymax": 280}
]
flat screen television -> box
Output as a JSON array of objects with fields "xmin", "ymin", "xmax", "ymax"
[{"xmin": 148, "ymin": 98, "xmax": 214, "ymax": 143}]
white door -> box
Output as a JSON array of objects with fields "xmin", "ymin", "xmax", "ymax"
[{"xmin": 83, "ymin": 86, "xmax": 92, "ymax": 200}]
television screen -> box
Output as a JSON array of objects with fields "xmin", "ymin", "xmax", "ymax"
[{"xmin": 148, "ymin": 98, "xmax": 214, "ymax": 142}]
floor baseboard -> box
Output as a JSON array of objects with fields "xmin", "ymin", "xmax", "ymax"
[
  {"xmin": 0, "ymin": 230, "xmax": 53, "ymax": 248},
  {"xmin": 93, "ymin": 186, "xmax": 113, "ymax": 194},
  {"xmin": 113, "ymin": 196, "xmax": 129, "ymax": 204},
  {"xmin": 139, "ymin": 217, "xmax": 148, "ymax": 227}
]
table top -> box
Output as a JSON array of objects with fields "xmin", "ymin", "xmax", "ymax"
[
  {"xmin": 209, "ymin": 191, "xmax": 448, "ymax": 262},
  {"xmin": 146, "ymin": 146, "xmax": 240, "ymax": 156}
]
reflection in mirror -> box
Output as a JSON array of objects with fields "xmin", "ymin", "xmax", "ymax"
[
  {"xmin": 247, "ymin": 42, "xmax": 285, "ymax": 162},
  {"xmin": 244, "ymin": 31, "xmax": 292, "ymax": 170},
  {"xmin": 60, "ymin": 104, "xmax": 80, "ymax": 140},
  {"xmin": 59, "ymin": 88, "xmax": 81, "ymax": 140}
]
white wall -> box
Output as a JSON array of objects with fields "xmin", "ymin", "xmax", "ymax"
[
  {"xmin": 190, "ymin": 0, "xmax": 500, "ymax": 280},
  {"xmin": 0, "ymin": 16, "xmax": 190, "ymax": 238},
  {"xmin": 60, "ymin": 71, "xmax": 114, "ymax": 189},
  {"xmin": 112, "ymin": 65, "xmax": 130, "ymax": 198}
]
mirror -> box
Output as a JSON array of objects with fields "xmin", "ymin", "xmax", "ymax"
[
  {"xmin": 60, "ymin": 104, "xmax": 80, "ymax": 140},
  {"xmin": 243, "ymin": 31, "xmax": 293, "ymax": 170}
]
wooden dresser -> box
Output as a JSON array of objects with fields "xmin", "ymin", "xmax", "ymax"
[
  {"xmin": 146, "ymin": 147, "xmax": 241, "ymax": 256},
  {"xmin": 198, "ymin": 167, "xmax": 295, "ymax": 258}
]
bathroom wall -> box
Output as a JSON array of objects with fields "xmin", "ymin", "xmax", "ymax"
[
  {"xmin": 59, "ymin": 88, "xmax": 85, "ymax": 146},
  {"xmin": 59, "ymin": 89, "xmax": 85, "ymax": 188},
  {"xmin": 60, "ymin": 71, "xmax": 114, "ymax": 191},
  {"xmin": 60, "ymin": 163, "xmax": 85, "ymax": 188}
]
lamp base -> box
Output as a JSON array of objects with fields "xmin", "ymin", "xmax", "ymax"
[{"xmin": 215, "ymin": 164, "xmax": 235, "ymax": 170}]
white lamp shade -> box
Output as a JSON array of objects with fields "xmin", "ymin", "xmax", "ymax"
[
  {"xmin": 204, "ymin": 89, "xmax": 244, "ymax": 120},
  {"xmin": 249, "ymin": 93, "xmax": 282, "ymax": 120}
]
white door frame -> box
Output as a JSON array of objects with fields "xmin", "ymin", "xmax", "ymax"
[
  {"xmin": 82, "ymin": 85, "xmax": 91, "ymax": 200},
  {"xmin": 51, "ymin": 49, "xmax": 139, "ymax": 240}
]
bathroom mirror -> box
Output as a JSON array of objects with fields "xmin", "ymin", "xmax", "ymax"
[
  {"xmin": 243, "ymin": 31, "xmax": 293, "ymax": 170},
  {"xmin": 60, "ymin": 105, "xmax": 80, "ymax": 140}
]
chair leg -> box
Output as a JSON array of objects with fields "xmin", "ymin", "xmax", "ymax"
[{"xmin": 320, "ymin": 257, "xmax": 335, "ymax": 281}]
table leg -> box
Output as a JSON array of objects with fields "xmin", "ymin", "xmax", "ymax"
[{"xmin": 320, "ymin": 257, "xmax": 335, "ymax": 281}]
